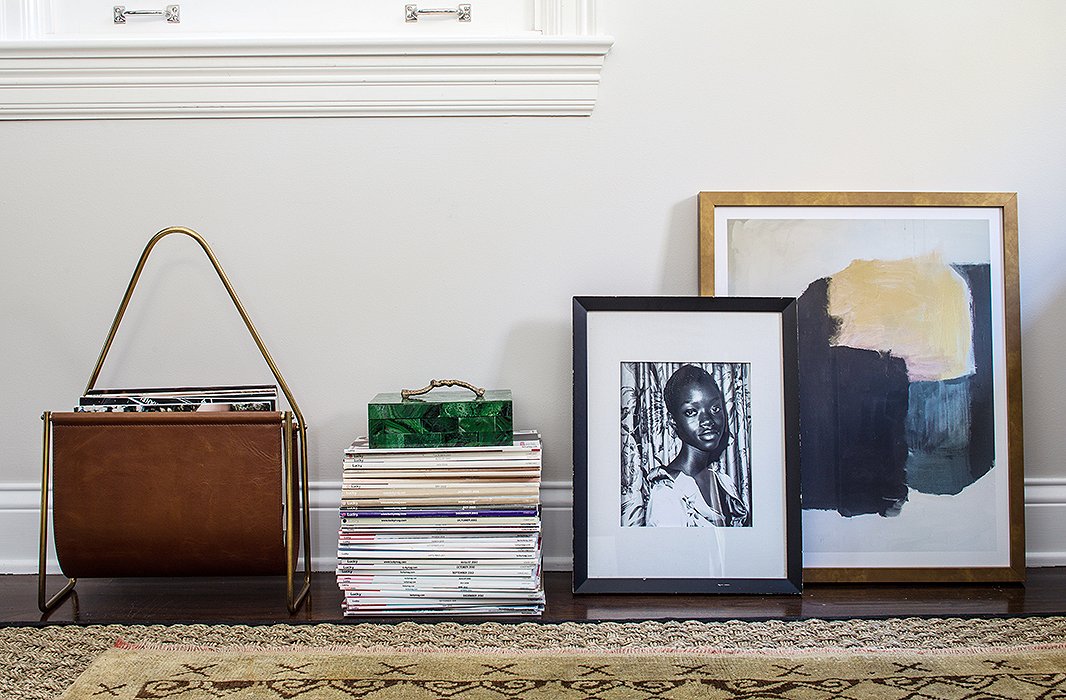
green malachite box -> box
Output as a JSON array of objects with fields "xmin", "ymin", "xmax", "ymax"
[{"xmin": 368, "ymin": 390, "xmax": 513, "ymax": 448}]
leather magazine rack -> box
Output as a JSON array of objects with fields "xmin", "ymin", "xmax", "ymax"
[{"xmin": 38, "ymin": 226, "xmax": 312, "ymax": 614}]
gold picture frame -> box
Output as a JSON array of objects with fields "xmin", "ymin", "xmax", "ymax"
[{"xmin": 698, "ymin": 192, "xmax": 1024, "ymax": 583}]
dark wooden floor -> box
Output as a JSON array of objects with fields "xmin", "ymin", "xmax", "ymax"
[{"xmin": 3, "ymin": 568, "xmax": 1064, "ymax": 625}]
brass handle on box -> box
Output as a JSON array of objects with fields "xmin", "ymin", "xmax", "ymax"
[{"xmin": 401, "ymin": 379, "xmax": 485, "ymax": 400}]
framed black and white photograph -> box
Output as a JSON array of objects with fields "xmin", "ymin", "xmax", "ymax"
[
  {"xmin": 621, "ymin": 361, "xmax": 753, "ymax": 529},
  {"xmin": 573, "ymin": 296, "xmax": 802, "ymax": 594}
]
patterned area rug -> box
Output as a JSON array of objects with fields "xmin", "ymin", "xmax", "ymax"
[
  {"xmin": 59, "ymin": 641, "xmax": 1066, "ymax": 699},
  {"xmin": 2, "ymin": 617, "xmax": 1065, "ymax": 699}
]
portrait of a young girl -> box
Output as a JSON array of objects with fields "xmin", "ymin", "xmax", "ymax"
[{"xmin": 621, "ymin": 362, "xmax": 752, "ymax": 528}]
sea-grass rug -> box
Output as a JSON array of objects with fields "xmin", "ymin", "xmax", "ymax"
[{"xmin": 2, "ymin": 617, "xmax": 1065, "ymax": 699}]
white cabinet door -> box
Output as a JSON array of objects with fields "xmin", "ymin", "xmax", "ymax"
[
  {"xmin": 19, "ymin": 0, "xmax": 536, "ymax": 38},
  {"xmin": 0, "ymin": 0, "xmax": 611, "ymax": 118}
]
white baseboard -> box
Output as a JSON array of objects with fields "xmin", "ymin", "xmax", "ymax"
[
  {"xmin": 3, "ymin": 478, "xmax": 1063, "ymax": 574},
  {"xmin": 0, "ymin": 480, "xmax": 575, "ymax": 574}
]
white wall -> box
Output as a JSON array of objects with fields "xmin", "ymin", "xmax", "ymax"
[{"xmin": 3, "ymin": 0, "xmax": 1065, "ymax": 572}]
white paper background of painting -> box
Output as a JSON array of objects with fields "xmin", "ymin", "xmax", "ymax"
[
  {"xmin": 713, "ymin": 206, "xmax": 1010, "ymax": 569},
  {"xmin": 584, "ymin": 310, "xmax": 789, "ymax": 580}
]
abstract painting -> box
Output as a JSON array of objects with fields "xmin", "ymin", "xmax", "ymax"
[{"xmin": 698, "ymin": 192, "xmax": 1024, "ymax": 582}]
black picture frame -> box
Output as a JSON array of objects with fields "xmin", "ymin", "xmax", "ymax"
[{"xmin": 573, "ymin": 296, "xmax": 802, "ymax": 594}]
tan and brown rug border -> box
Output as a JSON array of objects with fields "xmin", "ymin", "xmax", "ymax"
[
  {"xmin": 4, "ymin": 616, "xmax": 1066, "ymax": 700},
  {"xmin": 59, "ymin": 633, "xmax": 1066, "ymax": 700},
  {"xmin": 112, "ymin": 637, "xmax": 1066, "ymax": 658}
]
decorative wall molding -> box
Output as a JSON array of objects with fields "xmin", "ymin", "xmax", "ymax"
[
  {"xmin": 0, "ymin": 0, "xmax": 53, "ymax": 40},
  {"xmin": 4, "ymin": 478, "xmax": 1061, "ymax": 574},
  {"xmin": 0, "ymin": 1, "xmax": 613, "ymax": 119},
  {"xmin": 1021, "ymin": 477, "xmax": 1066, "ymax": 568},
  {"xmin": 1024, "ymin": 477, "xmax": 1066, "ymax": 504}
]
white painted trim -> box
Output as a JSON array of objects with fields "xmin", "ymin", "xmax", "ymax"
[
  {"xmin": 1024, "ymin": 477, "xmax": 1066, "ymax": 505},
  {"xmin": 0, "ymin": 481, "xmax": 41, "ymax": 509},
  {"xmin": 539, "ymin": 480, "xmax": 574, "ymax": 570},
  {"xmin": 0, "ymin": 1, "xmax": 612, "ymax": 118},
  {"xmin": 0, "ymin": 480, "xmax": 575, "ymax": 573},
  {"xmin": 4, "ymin": 478, "xmax": 1062, "ymax": 574},
  {"xmin": 0, "ymin": 0, "xmax": 52, "ymax": 39},
  {"xmin": 1027, "ymin": 552, "xmax": 1066, "ymax": 568},
  {"xmin": 7, "ymin": 0, "xmax": 585, "ymax": 39},
  {"xmin": 540, "ymin": 479, "xmax": 574, "ymax": 509},
  {"xmin": 0, "ymin": 35, "xmax": 610, "ymax": 56}
]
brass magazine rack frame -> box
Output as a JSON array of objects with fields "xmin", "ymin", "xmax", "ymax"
[{"xmin": 38, "ymin": 226, "xmax": 312, "ymax": 614}]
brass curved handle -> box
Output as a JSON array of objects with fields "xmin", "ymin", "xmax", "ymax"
[
  {"xmin": 83, "ymin": 226, "xmax": 305, "ymax": 432},
  {"xmin": 401, "ymin": 379, "xmax": 486, "ymax": 400}
]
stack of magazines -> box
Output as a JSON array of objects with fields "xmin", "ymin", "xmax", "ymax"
[
  {"xmin": 75, "ymin": 384, "xmax": 278, "ymax": 412},
  {"xmin": 337, "ymin": 430, "xmax": 544, "ymax": 616}
]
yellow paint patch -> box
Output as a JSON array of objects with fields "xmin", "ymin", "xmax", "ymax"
[{"xmin": 827, "ymin": 253, "xmax": 974, "ymax": 382}]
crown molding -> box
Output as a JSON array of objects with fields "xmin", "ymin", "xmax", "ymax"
[{"xmin": 0, "ymin": 35, "xmax": 613, "ymax": 119}]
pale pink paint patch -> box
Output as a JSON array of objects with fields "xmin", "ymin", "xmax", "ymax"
[{"xmin": 827, "ymin": 253, "xmax": 975, "ymax": 382}]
